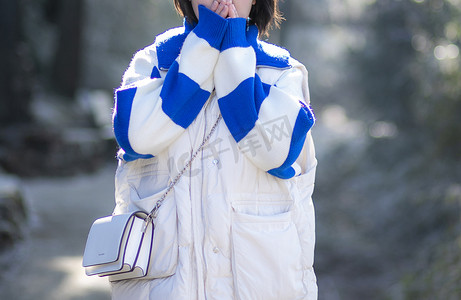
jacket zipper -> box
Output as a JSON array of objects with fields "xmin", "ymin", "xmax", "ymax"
[{"xmin": 192, "ymin": 93, "xmax": 215, "ymax": 299}]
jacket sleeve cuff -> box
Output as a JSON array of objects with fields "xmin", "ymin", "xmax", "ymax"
[
  {"xmin": 221, "ymin": 18, "xmax": 249, "ymax": 51},
  {"xmin": 193, "ymin": 5, "xmax": 228, "ymax": 50}
]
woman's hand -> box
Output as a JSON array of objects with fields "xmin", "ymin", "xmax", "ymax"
[
  {"xmin": 227, "ymin": 2, "xmax": 239, "ymax": 18},
  {"xmin": 210, "ymin": 0, "xmax": 228, "ymax": 18},
  {"xmin": 210, "ymin": 0, "xmax": 239, "ymax": 18}
]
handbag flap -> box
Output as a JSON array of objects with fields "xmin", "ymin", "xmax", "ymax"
[
  {"xmin": 108, "ymin": 220, "xmax": 154, "ymax": 282},
  {"xmin": 82, "ymin": 212, "xmax": 142, "ymax": 267}
]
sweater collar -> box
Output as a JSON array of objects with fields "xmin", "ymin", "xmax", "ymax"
[
  {"xmin": 155, "ymin": 19, "xmax": 193, "ymax": 70},
  {"xmin": 246, "ymin": 25, "xmax": 291, "ymax": 69},
  {"xmin": 156, "ymin": 20, "xmax": 291, "ymax": 70}
]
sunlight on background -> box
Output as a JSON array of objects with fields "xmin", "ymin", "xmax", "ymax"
[
  {"xmin": 48, "ymin": 256, "xmax": 110, "ymax": 299},
  {"xmin": 410, "ymin": 0, "xmax": 461, "ymax": 74},
  {"xmin": 434, "ymin": 44, "xmax": 460, "ymax": 60}
]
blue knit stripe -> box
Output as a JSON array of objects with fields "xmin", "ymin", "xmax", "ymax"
[
  {"xmin": 219, "ymin": 75, "xmax": 272, "ymax": 142},
  {"xmin": 193, "ymin": 5, "xmax": 228, "ymax": 50},
  {"xmin": 113, "ymin": 87, "xmax": 154, "ymax": 161},
  {"xmin": 221, "ymin": 18, "xmax": 248, "ymax": 51},
  {"xmin": 155, "ymin": 25, "xmax": 189, "ymax": 71},
  {"xmin": 150, "ymin": 66, "xmax": 161, "ymax": 79},
  {"xmin": 160, "ymin": 61, "xmax": 210, "ymax": 128},
  {"xmin": 218, "ymin": 78, "xmax": 262, "ymax": 143},
  {"xmin": 268, "ymin": 166, "xmax": 296, "ymax": 179},
  {"xmin": 254, "ymin": 74, "xmax": 271, "ymax": 115},
  {"xmin": 245, "ymin": 25, "xmax": 291, "ymax": 69},
  {"xmin": 155, "ymin": 20, "xmax": 291, "ymax": 72},
  {"xmin": 268, "ymin": 106, "xmax": 315, "ymax": 179}
]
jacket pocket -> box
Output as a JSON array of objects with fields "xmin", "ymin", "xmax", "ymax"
[
  {"xmin": 128, "ymin": 186, "xmax": 178, "ymax": 279},
  {"xmin": 231, "ymin": 209, "xmax": 305, "ymax": 300}
]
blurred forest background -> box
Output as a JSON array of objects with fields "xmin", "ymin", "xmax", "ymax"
[{"xmin": 1, "ymin": 0, "xmax": 461, "ymax": 299}]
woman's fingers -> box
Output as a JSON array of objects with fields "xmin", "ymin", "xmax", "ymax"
[
  {"xmin": 220, "ymin": 5, "xmax": 229, "ymax": 18},
  {"xmin": 228, "ymin": 3, "xmax": 238, "ymax": 18},
  {"xmin": 210, "ymin": 0, "xmax": 219, "ymax": 12},
  {"xmin": 211, "ymin": 0, "xmax": 237, "ymax": 19},
  {"xmin": 215, "ymin": 1, "xmax": 229, "ymax": 18}
]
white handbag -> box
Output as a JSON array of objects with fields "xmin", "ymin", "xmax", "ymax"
[
  {"xmin": 82, "ymin": 115, "xmax": 221, "ymax": 282},
  {"xmin": 82, "ymin": 211, "xmax": 154, "ymax": 281}
]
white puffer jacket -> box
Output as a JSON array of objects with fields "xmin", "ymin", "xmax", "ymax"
[{"xmin": 111, "ymin": 6, "xmax": 317, "ymax": 300}]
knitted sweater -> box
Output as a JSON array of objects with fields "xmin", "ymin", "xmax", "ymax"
[{"xmin": 113, "ymin": 5, "xmax": 315, "ymax": 179}]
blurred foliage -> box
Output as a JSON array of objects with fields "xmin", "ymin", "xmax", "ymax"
[
  {"xmin": 353, "ymin": 0, "xmax": 461, "ymax": 159},
  {"xmin": 315, "ymin": 0, "xmax": 461, "ymax": 298}
]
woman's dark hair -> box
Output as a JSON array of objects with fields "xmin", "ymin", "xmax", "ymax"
[{"xmin": 173, "ymin": 0, "xmax": 283, "ymax": 37}]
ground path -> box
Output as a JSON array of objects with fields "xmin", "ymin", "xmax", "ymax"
[{"xmin": 0, "ymin": 164, "xmax": 117, "ymax": 300}]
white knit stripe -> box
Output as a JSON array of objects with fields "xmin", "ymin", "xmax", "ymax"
[
  {"xmin": 127, "ymin": 79, "xmax": 184, "ymax": 156},
  {"xmin": 201, "ymin": 73, "xmax": 214, "ymax": 93},
  {"xmin": 237, "ymin": 87, "xmax": 301, "ymax": 171},
  {"xmin": 270, "ymin": 63, "xmax": 305, "ymax": 100},
  {"xmin": 289, "ymin": 57, "xmax": 311, "ymax": 103},
  {"xmin": 214, "ymin": 47, "xmax": 256, "ymax": 98},
  {"xmin": 179, "ymin": 31, "xmax": 220, "ymax": 90},
  {"xmin": 122, "ymin": 45, "xmax": 158, "ymax": 86}
]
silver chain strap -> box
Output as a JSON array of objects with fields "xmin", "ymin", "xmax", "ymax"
[{"xmin": 142, "ymin": 114, "xmax": 222, "ymax": 231}]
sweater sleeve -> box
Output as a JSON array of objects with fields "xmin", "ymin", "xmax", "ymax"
[
  {"xmin": 113, "ymin": 5, "xmax": 228, "ymax": 161},
  {"xmin": 214, "ymin": 19, "xmax": 315, "ymax": 179}
]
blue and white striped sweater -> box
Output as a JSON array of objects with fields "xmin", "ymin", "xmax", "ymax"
[{"xmin": 113, "ymin": 5, "xmax": 315, "ymax": 179}]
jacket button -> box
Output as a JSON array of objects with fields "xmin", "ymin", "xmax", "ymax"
[
  {"xmin": 213, "ymin": 247, "xmax": 219, "ymax": 253},
  {"xmin": 212, "ymin": 159, "xmax": 219, "ymax": 165}
]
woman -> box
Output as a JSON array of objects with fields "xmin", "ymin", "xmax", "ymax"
[{"xmin": 111, "ymin": 0, "xmax": 317, "ymax": 299}]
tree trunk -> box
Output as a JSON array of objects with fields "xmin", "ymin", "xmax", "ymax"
[
  {"xmin": 277, "ymin": 0, "xmax": 293, "ymax": 47},
  {"xmin": 51, "ymin": 0, "xmax": 84, "ymax": 98},
  {"xmin": 0, "ymin": 0, "xmax": 33, "ymax": 125}
]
